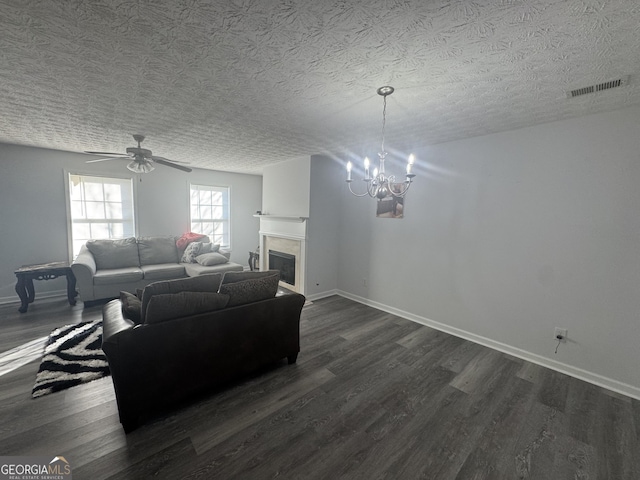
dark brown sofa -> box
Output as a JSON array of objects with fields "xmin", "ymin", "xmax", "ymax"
[{"xmin": 102, "ymin": 288, "xmax": 305, "ymax": 432}]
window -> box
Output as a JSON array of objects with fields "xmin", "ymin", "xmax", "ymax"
[
  {"xmin": 190, "ymin": 184, "xmax": 230, "ymax": 247},
  {"xmin": 68, "ymin": 174, "xmax": 135, "ymax": 257}
]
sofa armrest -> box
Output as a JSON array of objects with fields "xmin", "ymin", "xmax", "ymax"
[
  {"xmin": 71, "ymin": 244, "xmax": 97, "ymax": 301},
  {"xmin": 102, "ymin": 299, "xmax": 136, "ymax": 347},
  {"xmin": 73, "ymin": 244, "xmax": 97, "ymax": 270}
]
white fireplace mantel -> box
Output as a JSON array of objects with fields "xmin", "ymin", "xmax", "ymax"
[{"xmin": 253, "ymin": 214, "xmax": 308, "ymax": 223}]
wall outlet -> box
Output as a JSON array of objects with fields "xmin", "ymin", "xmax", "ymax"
[
  {"xmin": 362, "ymin": 278, "xmax": 368, "ymax": 287},
  {"xmin": 554, "ymin": 327, "xmax": 568, "ymax": 342}
]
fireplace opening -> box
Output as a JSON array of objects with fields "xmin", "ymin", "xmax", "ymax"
[{"xmin": 269, "ymin": 250, "xmax": 295, "ymax": 286}]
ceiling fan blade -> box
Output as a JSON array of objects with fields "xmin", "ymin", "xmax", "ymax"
[
  {"xmin": 85, "ymin": 151, "xmax": 130, "ymax": 157},
  {"xmin": 85, "ymin": 157, "xmax": 122, "ymax": 163},
  {"xmin": 152, "ymin": 156, "xmax": 192, "ymax": 173}
]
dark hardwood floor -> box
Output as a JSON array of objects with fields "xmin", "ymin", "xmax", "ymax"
[{"xmin": 1, "ymin": 295, "xmax": 639, "ymax": 479}]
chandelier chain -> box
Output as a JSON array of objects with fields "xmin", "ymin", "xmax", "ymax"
[{"xmin": 381, "ymin": 94, "xmax": 387, "ymax": 154}]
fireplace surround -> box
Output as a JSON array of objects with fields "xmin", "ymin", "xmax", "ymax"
[{"xmin": 258, "ymin": 216, "xmax": 307, "ymax": 294}]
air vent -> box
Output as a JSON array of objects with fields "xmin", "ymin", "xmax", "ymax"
[{"xmin": 566, "ymin": 76, "xmax": 630, "ymax": 98}]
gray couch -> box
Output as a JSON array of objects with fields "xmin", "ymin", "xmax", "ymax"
[
  {"xmin": 71, "ymin": 235, "xmax": 243, "ymax": 302},
  {"xmin": 102, "ymin": 270, "xmax": 305, "ymax": 432}
]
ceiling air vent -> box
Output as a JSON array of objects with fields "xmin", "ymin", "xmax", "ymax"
[{"xmin": 566, "ymin": 76, "xmax": 630, "ymax": 98}]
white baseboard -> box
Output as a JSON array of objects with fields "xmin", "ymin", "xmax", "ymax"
[
  {"xmin": 305, "ymin": 289, "xmax": 339, "ymax": 302},
  {"xmin": 336, "ymin": 290, "xmax": 640, "ymax": 401},
  {"xmin": 0, "ymin": 290, "xmax": 68, "ymax": 307}
]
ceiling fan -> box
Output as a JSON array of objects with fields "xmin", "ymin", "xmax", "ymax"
[{"xmin": 85, "ymin": 134, "xmax": 192, "ymax": 173}]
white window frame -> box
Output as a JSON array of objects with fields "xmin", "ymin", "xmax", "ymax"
[
  {"xmin": 189, "ymin": 184, "xmax": 231, "ymax": 248},
  {"xmin": 65, "ymin": 172, "xmax": 137, "ymax": 260}
]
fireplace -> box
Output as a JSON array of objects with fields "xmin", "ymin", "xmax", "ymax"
[
  {"xmin": 260, "ymin": 217, "xmax": 307, "ymax": 294},
  {"xmin": 269, "ymin": 250, "xmax": 296, "ymax": 286}
]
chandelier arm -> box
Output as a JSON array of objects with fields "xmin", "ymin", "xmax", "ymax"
[
  {"xmin": 388, "ymin": 180, "xmax": 412, "ymax": 198},
  {"xmin": 347, "ymin": 181, "xmax": 373, "ymax": 197},
  {"xmin": 367, "ymin": 180, "xmax": 378, "ymax": 198}
]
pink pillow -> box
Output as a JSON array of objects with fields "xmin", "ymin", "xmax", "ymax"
[{"xmin": 176, "ymin": 232, "xmax": 206, "ymax": 250}]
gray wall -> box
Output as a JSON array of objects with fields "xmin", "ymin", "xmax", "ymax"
[
  {"xmin": 337, "ymin": 104, "xmax": 640, "ymax": 397},
  {"xmin": 0, "ymin": 143, "xmax": 262, "ymax": 301},
  {"xmin": 306, "ymin": 155, "xmax": 341, "ymax": 296}
]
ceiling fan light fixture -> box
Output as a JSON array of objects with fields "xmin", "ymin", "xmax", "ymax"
[
  {"xmin": 86, "ymin": 134, "xmax": 190, "ymax": 173},
  {"xmin": 127, "ymin": 160, "xmax": 155, "ymax": 173}
]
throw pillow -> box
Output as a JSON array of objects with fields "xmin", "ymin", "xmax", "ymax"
[
  {"xmin": 221, "ymin": 269, "xmax": 280, "ymax": 285},
  {"xmin": 86, "ymin": 237, "xmax": 139, "ymax": 270},
  {"xmin": 120, "ymin": 291, "xmax": 142, "ymax": 324},
  {"xmin": 181, "ymin": 242, "xmax": 203, "ymax": 263},
  {"xmin": 140, "ymin": 273, "xmax": 223, "ymax": 321},
  {"xmin": 197, "ymin": 243, "xmax": 220, "ymax": 255},
  {"xmin": 218, "ymin": 274, "xmax": 279, "ymax": 307},
  {"xmin": 176, "ymin": 232, "xmax": 207, "ymax": 250},
  {"xmin": 145, "ymin": 292, "xmax": 229, "ymax": 324},
  {"xmin": 196, "ymin": 252, "xmax": 229, "ymax": 266}
]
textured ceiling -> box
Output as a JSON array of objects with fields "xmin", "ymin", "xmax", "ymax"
[{"xmin": 1, "ymin": 0, "xmax": 639, "ymax": 174}]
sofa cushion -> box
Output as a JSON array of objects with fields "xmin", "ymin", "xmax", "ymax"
[
  {"xmin": 218, "ymin": 273, "xmax": 279, "ymax": 307},
  {"xmin": 141, "ymin": 273, "xmax": 223, "ymax": 321},
  {"xmin": 86, "ymin": 237, "xmax": 139, "ymax": 270},
  {"xmin": 120, "ymin": 291, "xmax": 142, "ymax": 324},
  {"xmin": 221, "ymin": 269, "xmax": 280, "ymax": 285},
  {"xmin": 182, "ymin": 262, "xmax": 243, "ymax": 277},
  {"xmin": 93, "ymin": 267, "xmax": 144, "ymax": 285},
  {"xmin": 138, "ymin": 236, "xmax": 179, "ymax": 265},
  {"xmin": 140, "ymin": 263, "xmax": 186, "ymax": 280},
  {"xmin": 145, "ymin": 292, "xmax": 229, "ymax": 324},
  {"xmin": 196, "ymin": 252, "xmax": 228, "ymax": 266}
]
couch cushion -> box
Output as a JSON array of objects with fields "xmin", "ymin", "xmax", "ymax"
[
  {"xmin": 221, "ymin": 269, "xmax": 280, "ymax": 285},
  {"xmin": 196, "ymin": 252, "xmax": 228, "ymax": 266},
  {"xmin": 93, "ymin": 267, "xmax": 144, "ymax": 285},
  {"xmin": 141, "ymin": 273, "xmax": 223, "ymax": 321},
  {"xmin": 145, "ymin": 292, "xmax": 230, "ymax": 324},
  {"xmin": 120, "ymin": 291, "xmax": 142, "ymax": 324},
  {"xmin": 86, "ymin": 237, "xmax": 139, "ymax": 270},
  {"xmin": 140, "ymin": 263, "xmax": 186, "ymax": 280},
  {"xmin": 182, "ymin": 262, "xmax": 243, "ymax": 277},
  {"xmin": 218, "ymin": 273, "xmax": 279, "ymax": 307},
  {"xmin": 138, "ymin": 236, "xmax": 179, "ymax": 265}
]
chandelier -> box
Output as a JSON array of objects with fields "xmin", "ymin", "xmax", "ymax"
[{"xmin": 346, "ymin": 86, "xmax": 415, "ymax": 199}]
